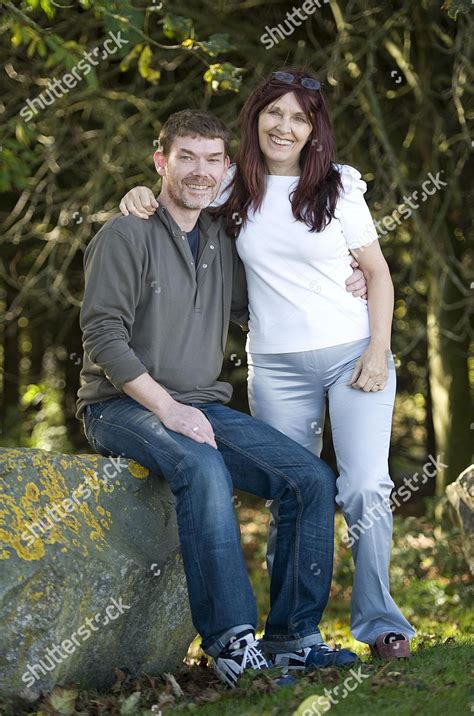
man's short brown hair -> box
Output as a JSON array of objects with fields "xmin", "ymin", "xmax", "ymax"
[{"xmin": 158, "ymin": 109, "xmax": 230, "ymax": 156}]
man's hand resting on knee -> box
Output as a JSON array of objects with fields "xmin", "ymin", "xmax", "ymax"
[
  {"xmin": 123, "ymin": 373, "xmax": 218, "ymax": 448},
  {"xmin": 159, "ymin": 401, "xmax": 218, "ymax": 448}
]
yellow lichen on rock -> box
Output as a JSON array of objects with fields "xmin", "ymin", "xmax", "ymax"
[
  {"xmin": 81, "ymin": 468, "xmax": 102, "ymax": 501},
  {"xmin": 0, "ymin": 492, "xmax": 47, "ymax": 560},
  {"xmin": 37, "ymin": 459, "xmax": 72, "ymax": 506},
  {"xmin": 128, "ymin": 461, "xmax": 149, "ymax": 479},
  {"xmin": 0, "ymin": 523, "xmax": 46, "ymax": 561},
  {"xmin": 24, "ymin": 482, "xmax": 40, "ymax": 502},
  {"xmin": 78, "ymin": 502, "xmax": 108, "ymax": 550},
  {"xmin": 0, "ymin": 449, "xmax": 115, "ymax": 561}
]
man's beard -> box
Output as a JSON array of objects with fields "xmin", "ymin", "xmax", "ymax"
[{"xmin": 167, "ymin": 176, "xmax": 218, "ymax": 210}]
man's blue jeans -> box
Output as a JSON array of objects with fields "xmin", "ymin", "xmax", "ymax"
[{"xmin": 82, "ymin": 396, "xmax": 336, "ymax": 657}]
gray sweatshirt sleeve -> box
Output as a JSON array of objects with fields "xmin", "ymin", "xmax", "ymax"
[
  {"xmin": 80, "ymin": 228, "xmax": 149, "ymax": 391},
  {"xmin": 230, "ymin": 242, "xmax": 249, "ymax": 330}
]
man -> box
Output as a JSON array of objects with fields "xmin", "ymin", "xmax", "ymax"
[{"xmin": 76, "ymin": 109, "xmax": 357, "ymax": 688}]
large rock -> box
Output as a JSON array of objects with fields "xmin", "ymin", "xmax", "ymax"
[
  {"xmin": 446, "ymin": 464, "xmax": 474, "ymax": 574},
  {"xmin": 0, "ymin": 448, "xmax": 196, "ymax": 701}
]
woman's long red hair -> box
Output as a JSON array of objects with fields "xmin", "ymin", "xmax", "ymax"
[{"xmin": 215, "ymin": 66, "xmax": 342, "ymax": 238}]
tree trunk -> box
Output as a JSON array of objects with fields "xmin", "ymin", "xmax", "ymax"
[
  {"xmin": 427, "ymin": 229, "xmax": 471, "ymax": 492},
  {"xmin": 1, "ymin": 284, "xmax": 20, "ymax": 438}
]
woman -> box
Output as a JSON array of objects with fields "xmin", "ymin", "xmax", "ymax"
[{"xmin": 118, "ymin": 67, "xmax": 415, "ymax": 660}]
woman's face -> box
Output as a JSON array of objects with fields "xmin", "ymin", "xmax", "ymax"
[{"xmin": 258, "ymin": 91, "xmax": 313, "ymax": 174}]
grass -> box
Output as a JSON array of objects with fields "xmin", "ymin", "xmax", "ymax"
[
  {"xmin": 3, "ymin": 498, "xmax": 473, "ymax": 715},
  {"xmin": 162, "ymin": 638, "xmax": 472, "ymax": 716}
]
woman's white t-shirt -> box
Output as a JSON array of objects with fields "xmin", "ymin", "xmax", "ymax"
[{"xmin": 213, "ymin": 163, "xmax": 378, "ymax": 353}]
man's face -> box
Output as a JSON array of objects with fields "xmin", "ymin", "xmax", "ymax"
[{"xmin": 154, "ymin": 135, "xmax": 230, "ymax": 210}]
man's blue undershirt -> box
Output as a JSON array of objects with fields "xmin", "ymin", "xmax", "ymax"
[{"xmin": 186, "ymin": 223, "xmax": 200, "ymax": 265}]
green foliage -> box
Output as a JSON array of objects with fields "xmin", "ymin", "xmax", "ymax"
[
  {"xmin": 137, "ymin": 44, "xmax": 161, "ymax": 83},
  {"xmin": 198, "ymin": 33, "xmax": 235, "ymax": 57},
  {"xmin": 0, "ymin": 143, "xmax": 29, "ymax": 192},
  {"xmin": 163, "ymin": 13, "xmax": 194, "ymax": 42},
  {"xmin": 25, "ymin": 0, "xmax": 55, "ymax": 20},
  {"xmin": 442, "ymin": 0, "xmax": 472, "ymax": 20},
  {"xmin": 203, "ymin": 62, "xmax": 243, "ymax": 92},
  {"xmin": 100, "ymin": 1, "xmax": 146, "ymax": 47},
  {"xmin": 0, "ymin": 1, "xmax": 471, "ymax": 477}
]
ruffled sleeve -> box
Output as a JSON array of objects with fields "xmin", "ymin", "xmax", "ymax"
[
  {"xmin": 209, "ymin": 164, "xmax": 236, "ymax": 208},
  {"xmin": 333, "ymin": 164, "xmax": 379, "ymax": 250}
]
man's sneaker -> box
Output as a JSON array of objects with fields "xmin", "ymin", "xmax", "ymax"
[
  {"xmin": 213, "ymin": 628, "xmax": 270, "ymax": 688},
  {"xmin": 271, "ymin": 642, "xmax": 358, "ymax": 671}
]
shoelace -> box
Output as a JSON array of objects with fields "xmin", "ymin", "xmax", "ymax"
[
  {"xmin": 309, "ymin": 644, "xmax": 332, "ymax": 654},
  {"xmin": 229, "ymin": 636, "xmax": 267, "ymax": 670}
]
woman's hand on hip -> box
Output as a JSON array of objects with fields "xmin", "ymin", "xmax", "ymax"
[
  {"xmin": 348, "ymin": 343, "xmax": 390, "ymax": 392},
  {"xmin": 119, "ymin": 186, "xmax": 158, "ymax": 219}
]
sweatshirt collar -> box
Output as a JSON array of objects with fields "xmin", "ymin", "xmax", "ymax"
[{"xmin": 155, "ymin": 204, "xmax": 220, "ymax": 238}]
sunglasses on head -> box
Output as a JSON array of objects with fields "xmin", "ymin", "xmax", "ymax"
[{"xmin": 271, "ymin": 71, "xmax": 321, "ymax": 91}]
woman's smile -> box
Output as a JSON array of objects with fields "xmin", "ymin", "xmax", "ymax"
[{"xmin": 268, "ymin": 134, "xmax": 295, "ymax": 147}]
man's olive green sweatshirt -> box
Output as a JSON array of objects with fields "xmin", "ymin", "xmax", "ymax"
[{"xmin": 75, "ymin": 206, "xmax": 249, "ymax": 419}]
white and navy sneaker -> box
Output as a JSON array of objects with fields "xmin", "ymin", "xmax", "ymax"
[
  {"xmin": 271, "ymin": 642, "xmax": 358, "ymax": 671},
  {"xmin": 213, "ymin": 628, "xmax": 270, "ymax": 688}
]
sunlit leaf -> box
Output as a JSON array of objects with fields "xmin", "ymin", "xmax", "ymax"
[
  {"xmin": 203, "ymin": 62, "xmax": 242, "ymax": 93},
  {"xmin": 120, "ymin": 692, "xmax": 142, "ymax": 715},
  {"xmin": 198, "ymin": 33, "xmax": 234, "ymax": 57},
  {"xmin": 101, "ymin": 2, "xmax": 145, "ymax": 47},
  {"xmin": 47, "ymin": 686, "xmax": 78, "ymax": 715},
  {"xmin": 119, "ymin": 42, "xmax": 144, "ymax": 72},
  {"xmin": 11, "ymin": 24, "xmax": 26, "ymax": 48},
  {"xmin": 292, "ymin": 695, "xmax": 328, "ymax": 716},
  {"xmin": 137, "ymin": 45, "xmax": 161, "ymax": 83},
  {"xmin": 163, "ymin": 13, "xmax": 193, "ymax": 42},
  {"xmin": 39, "ymin": 0, "xmax": 55, "ymax": 20},
  {"xmin": 15, "ymin": 123, "xmax": 31, "ymax": 147}
]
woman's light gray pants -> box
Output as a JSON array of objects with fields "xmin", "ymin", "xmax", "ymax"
[{"xmin": 248, "ymin": 337, "xmax": 415, "ymax": 645}]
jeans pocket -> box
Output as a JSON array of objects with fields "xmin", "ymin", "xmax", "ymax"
[{"xmin": 86, "ymin": 401, "xmax": 106, "ymax": 419}]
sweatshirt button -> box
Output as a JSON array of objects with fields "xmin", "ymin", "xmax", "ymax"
[
  {"xmin": 202, "ymin": 263, "xmax": 208, "ymax": 268},
  {"xmin": 210, "ymin": 244, "xmax": 215, "ymax": 249}
]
